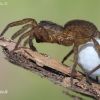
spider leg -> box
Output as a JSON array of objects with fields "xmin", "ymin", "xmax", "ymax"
[
  {"xmin": 87, "ymin": 65, "xmax": 100, "ymax": 84},
  {"xmin": 91, "ymin": 37, "xmax": 100, "ymax": 56},
  {"xmin": 71, "ymin": 40, "xmax": 78, "ymax": 86},
  {"xmin": 87, "ymin": 64, "xmax": 100, "ymax": 76},
  {"xmin": 29, "ymin": 34, "xmax": 37, "ymax": 51},
  {"xmin": 25, "ymin": 26, "xmax": 50, "ymax": 51},
  {"xmin": 62, "ymin": 49, "xmax": 74, "ymax": 63},
  {"xmin": 85, "ymin": 37, "xmax": 100, "ymax": 83},
  {"xmin": 0, "ymin": 18, "xmax": 38, "ymax": 39},
  {"xmin": 13, "ymin": 27, "xmax": 37, "ymax": 51},
  {"xmin": 23, "ymin": 36, "xmax": 36, "ymax": 51},
  {"xmin": 23, "ymin": 38, "xmax": 29, "ymax": 47},
  {"xmin": 78, "ymin": 64, "xmax": 92, "ymax": 84},
  {"xmin": 11, "ymin": 24, "xmax": 33, "ymax": 40},
  {"xmin": 13, "ymin": 26, "xmax": 49, "ymax": 51}
]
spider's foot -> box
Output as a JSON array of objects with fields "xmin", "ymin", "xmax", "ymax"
[
  {"xmin": 70, "ymin": 69, "xmax": 79, "ymax": 88},
  {"xmin": 29, "ymin": 46, "xmax": 37, "ymax": 51},
  {"xmin": 10, "ymin": 48, "xmax": 16, "ymax": 54}
]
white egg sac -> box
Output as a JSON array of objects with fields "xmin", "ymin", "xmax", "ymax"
[{"xmin": 78, "ymin": 39, "xmax": 100, "ymax": 76}]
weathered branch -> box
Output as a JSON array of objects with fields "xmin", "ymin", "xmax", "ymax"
[{"xmin": 0, "ymin": 37, "xmax": 100, "ymax": 100}]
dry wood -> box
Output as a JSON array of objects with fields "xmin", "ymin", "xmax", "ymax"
[{"xmin": 0, "ymin": 37, "xmax": 100, "ymax": 100}]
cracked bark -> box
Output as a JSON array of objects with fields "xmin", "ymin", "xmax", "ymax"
[{"xmin": 0, "ymin": 37, "xmax": 100, "ymax": 100}]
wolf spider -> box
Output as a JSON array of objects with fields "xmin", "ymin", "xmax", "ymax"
[{"xmin": 0, "ymin": 18, "xmax": 100, "ymax": 85}]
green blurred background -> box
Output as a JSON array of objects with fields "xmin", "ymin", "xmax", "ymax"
[{"xmin": 0, "ymin": 0, "xmax": 100, "ymax": 100}]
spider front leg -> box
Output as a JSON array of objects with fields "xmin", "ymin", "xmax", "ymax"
[
  {"xmin": 13, "ymin": 27, "xmax": 38, "ymax": 51},
  {"xmin": 22, "ymin": 36, "xmax": 37, "ymax": 51},
  {"xmin": 13, "ymin": 26, "xmax": 49, "ymax": 51},
  {"xmin": 28, "ymin": 34, "xmax": 37, "ymax": 51},
  {"xmin": 24, "ymin": 26, "xmax": 50, "ymax": 51},
  {"xmin": 11, "ymin": 24, "xmax": 33, "ymax": 40},
  {"xmin": 23, "ymin": 38, "xmax": 29, "ymax": 47},
  {"xmin": 0, "ymin": 18, "xmax": 38, "ymax": 40}
]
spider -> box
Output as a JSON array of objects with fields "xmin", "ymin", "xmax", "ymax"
[{"xmin": 0, "ymin": 18, "xmax": 100, "ymax": 85}]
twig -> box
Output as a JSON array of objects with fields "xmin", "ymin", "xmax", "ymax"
[{"xmin": 0, "ymin": 37, "xmax": 100, "ymax": 100}]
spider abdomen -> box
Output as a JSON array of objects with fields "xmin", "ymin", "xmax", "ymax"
[{"xmin": 64, "ymin": 20, "xmax": 100, "ymax": 38}]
